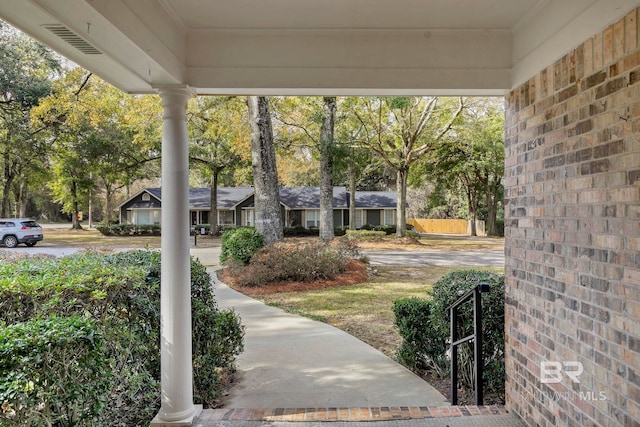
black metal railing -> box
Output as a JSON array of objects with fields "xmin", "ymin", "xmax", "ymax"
[{"xmin": 448, "ymin": 283, "xmax": 490, "ymax": 405}]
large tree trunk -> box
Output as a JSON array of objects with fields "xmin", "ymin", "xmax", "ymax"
[
  {"xmin": 247, "ymin": 96, "xmax": 283, "ymax": 244},
  {"xmin": 104, "ymin": 181, "xmax": 113, "ymax": 225},
  {"xmin": 210, "ymin": 170, "xmax": 219, "ymax": 236},
  {"xmin": 485, "ymin": 175, "xmax": 500, "ymax": 236},
  {"xmin": 395, "ymin": 167, "xmax": 408, "ymax": 238},
  {"xmin": 319, "ymin": 97, "xmax": 336, "ymax": 241},
  {"xmin": 465, "ymin": 179, "xmax": 477, "ymax": 237},
  {"xmin": 71, "ymin": 180, "xmax": 82, "ymax": 230},
  {"xmin": 348, "ymin": 163, "xmax": 357, "ymax": 230},
  {"xmin": 2, "ymin": 155, "xmax": 14, "ymax": 217},
  {"xmin": 17, "ymin": 181, "xmax": 26, "ymax": 218}
]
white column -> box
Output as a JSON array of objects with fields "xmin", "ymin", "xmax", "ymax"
[{"xmin": 152, "ymin": 86, "xmax": 199, "ymax": 424}]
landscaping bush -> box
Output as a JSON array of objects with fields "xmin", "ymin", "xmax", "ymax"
[
  {"xmin": 226, "ymin": 240, "xmax": 355, "ymax": 287},
  {"xmin": 392, "ymin": 298, "xmax": 448, "ymax": 377},
  {"xmin": 345, "ymin": 229, "xmax": 386, "ymax": 239},
  {"xmin": 0, "ymin": 315, "xmax": 110, "ymax": 427},
  {"xmin": 95, "ymin": 224, "xmax": 161, "ymax": 236},
  {"xmin": 333, "ymin": 227, "xmax": 347, "ymax": 236},
  {"xmin": 393, "ymin": 270, "xmax": 505, "ymax": 395},
  {"xmin": 0, "ymin": 251, "xmax": 244, "ymax": 426},
  {"xmin": 284, "ymin": 226, "xmax": 318, "ymax": 236},
  {"xmin": 220, "ymin": 227, "xmax": 265, "ymax": 264},
  {"xmin": 374, "ymin": 224, "xmax": 396, "ymax": 235},
  {"xmin": 283, "ymin": 226, "xmax": 348, "ymax": 237}
]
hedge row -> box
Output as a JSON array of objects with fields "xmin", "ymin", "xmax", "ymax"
[
  {"xmin": 95, "ymin": 224, "xmax": 161, "ymax": 236},
  {"xmin": 0, "ymin": 251, "xmax": 244, "ymax": 426}
]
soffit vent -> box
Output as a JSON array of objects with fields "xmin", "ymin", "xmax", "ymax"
[{"xmin": 42, "ymin": 24, "xmax": 102, "ymax": 55}]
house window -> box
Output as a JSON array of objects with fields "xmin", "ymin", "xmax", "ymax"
[
  {"xmin": 306, "ymin": 210, "xmax": 319, "ymax": 228},
  {"xmin": 384, "ymin": 209, "xmax": 395, "ymax": 225},
  {"xmin": 245, "ymin": 210, "xmax": 254, "ymax": 226},
  {"xmin": 219, "ymin": 210, "xmax": 234, "ymax": 225},
  {"xmin": 201, "ymin": 211, "xmax": 209, "ymax": 225},
  {"xmin": 136, "ymin": 210, "xmax": 151, "ymax": 225},
  {"xmin": 355, "ymin": 211, "xmax": 363, "ymax": 228},
  {"xmin": 142, "ymin": 193, "xmax": 150, "ymax": 201}
]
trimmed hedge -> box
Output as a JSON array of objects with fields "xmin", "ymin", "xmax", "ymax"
[
  {"xmin": 95, "ymin": 224, "xmax": 161, "ymax": 236},
  {"xmin": 0, "ymin": 316, "xmax": 111, "ymax": 427},
  {"xmin": 0, "ymin": 251, "xmax": 244, "ymax": 426},
  {"xmin": 345, "ymin": 229, "xmax": 386, "ymax": 239},
  {"xmin": 393, "ymin": 270, "xmax": 505, "ymax": 396}
]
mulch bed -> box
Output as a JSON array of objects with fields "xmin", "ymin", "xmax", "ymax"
[{"xmin": 218, "ymin": 259, "xmax": 369, "ymax": 296}]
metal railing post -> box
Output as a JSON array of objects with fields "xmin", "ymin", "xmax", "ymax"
[
  {"xmin": 448, "ymin": 283, "xmax": 489, "ymax": 406},
  {"xmin": 450, "ymin": 304, "xmax": 458, "ymax": 405},
  {"xmin": 474, "ymin": 286, "xmax": 483, "ymax": 405}
]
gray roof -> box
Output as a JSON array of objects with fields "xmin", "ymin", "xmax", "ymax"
[
  {"xmin": 279, "ymin": 187, "xmax": 348, "ymax": 209},
  {"xmin": 134, "ymin": 187, "xmax": 396, "ymax": 209},
  {"xmin": 144, "ymin": 187, "xmax": 254, "ymax": 209},
  {"xmin": 355, "ymin": 191, "xmax": 397, "ymax": 208}
]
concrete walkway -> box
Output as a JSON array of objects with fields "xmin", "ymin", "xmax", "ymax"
[
  {"xmin": 211, "ymin": 274, "xmax": 446, "ymax": 408},
  {"xmin": 198, "ymin": 268, "xmax": 525, "ymax": 426}
]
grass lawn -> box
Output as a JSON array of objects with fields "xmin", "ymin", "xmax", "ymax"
[{"xmin": 252, "ymin": 265, "xmax": 504, "ymax": 359}]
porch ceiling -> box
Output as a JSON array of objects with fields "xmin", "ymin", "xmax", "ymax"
[{"xmin": 0, "ymin": 0, "xmax": 637, "ymax": 95}]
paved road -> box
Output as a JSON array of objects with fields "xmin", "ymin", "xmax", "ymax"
[
  {"xmin": 4, "ymin": 246, "xmax": 504, "ymax": 268},
  {"xmin": 363, "ymin": 249, "xmax": 504, "ymax": 267}
]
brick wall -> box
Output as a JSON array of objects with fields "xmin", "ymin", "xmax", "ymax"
[{"xmin": 504, "ymin": 7, "xmax": 640, "ymax": 427}]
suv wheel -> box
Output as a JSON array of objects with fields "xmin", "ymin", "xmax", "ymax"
[
  {"xmin": 25, "ymin": 242, "xmax": 36, "ymax": 247},
  {"xmin": 3, "ymin": 235, "xmax": 18, "ymax": 248}
]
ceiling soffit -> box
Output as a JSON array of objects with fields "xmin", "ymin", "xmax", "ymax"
[{"xmin": 0, "ymin": 0, "xmax": 638, "ymax": 95}]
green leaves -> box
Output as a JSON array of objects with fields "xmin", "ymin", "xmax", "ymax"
[
  {"xmin": 393, "ymin": 270, "xmax": 505, "ymax": 395},
  {"xmin": 220, "ymin": 227, "xmax": 265, "ymax": 265},
  {"xmin": 0, "ymin": 315, "xmax": 111, "ymax": 427},
  {"xmin": 0, "ymin": 251, "xmax": 244, "ymax": 425}
]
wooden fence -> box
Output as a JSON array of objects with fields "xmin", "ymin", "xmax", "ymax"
[{"xmin": 407, "ymin": 219, "xmax": 486, "ymax": 236}]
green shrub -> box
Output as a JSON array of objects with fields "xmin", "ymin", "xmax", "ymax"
[
  {"xmin": 227, "ymin": 240, "xmax": 356, "ymax": 287},
  {"xmin": 284, "ymin": 226, "xmax": 318, "ymax": 236},
  {"xmin": 283, "ymin": 226, "xmax": 348, "ymax": 237},
  {"xmin": 95, "ymin": 224, "xmax": 161, "ymax": 236},
  {"xmin": 220, "ymin": 227, "xmax": 265, "ymax": 264},
  {"xmin": 95, "ymin": 224, "xmax": 113, "ymax": 235},
  {"xmin": 393, "ymin": 270, "xmax": 505, "ymax": 396},
  {"xmin": 217, "ymin": 224, "xmax": 238, "ymax": 235},
  {"xmin": 189, "ymin": 254, "xmax": 244, "ymax": 408},
  {"xmin": 374, "ymin": 224, "xmax": 396, "ymax": 235},
  {"xmin": 0, "ymin": 315, "xmax": 111, "ymax": 427},
  {"xmin": 393, "ymin": 298, "xmax": 448, "ymax": 377},
  {"xmin": 0, "ymin": 251, "xmax": 244, "ymax": 426},
  {"xmin": 333, "ymin": 227, "xmax": 347, "ymax": 236},
  {"xmin": 345, "ymin": 229, "xmax": 386, "ymax": 239}
]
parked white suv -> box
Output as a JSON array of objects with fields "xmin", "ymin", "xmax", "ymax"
[{"xmin": 0, "ymin": 218, "xmax": 44, "ymax": 248}]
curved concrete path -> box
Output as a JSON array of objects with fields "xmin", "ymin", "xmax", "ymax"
[{"xmin": 211, "ymin": 272, "xmax": 447, "ymax": 408}]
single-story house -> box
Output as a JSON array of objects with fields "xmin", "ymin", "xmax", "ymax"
[{"xmin": 118, "ymin": 186, "xmax": 398, "ymax": 228}]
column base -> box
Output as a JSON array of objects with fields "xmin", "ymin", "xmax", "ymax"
[{"xmin": 150, "ymin": 405, "xmax": 203, "ymax": 427}]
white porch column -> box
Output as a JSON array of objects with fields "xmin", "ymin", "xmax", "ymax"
[{"xmin": 151, "ymin": 86, "xmax": 201, "ymax": 425}]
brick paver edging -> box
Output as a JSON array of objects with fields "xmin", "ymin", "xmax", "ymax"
[{"xmin": 198, "ymin": 405, "xmax": 510, "ymax": 422}]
